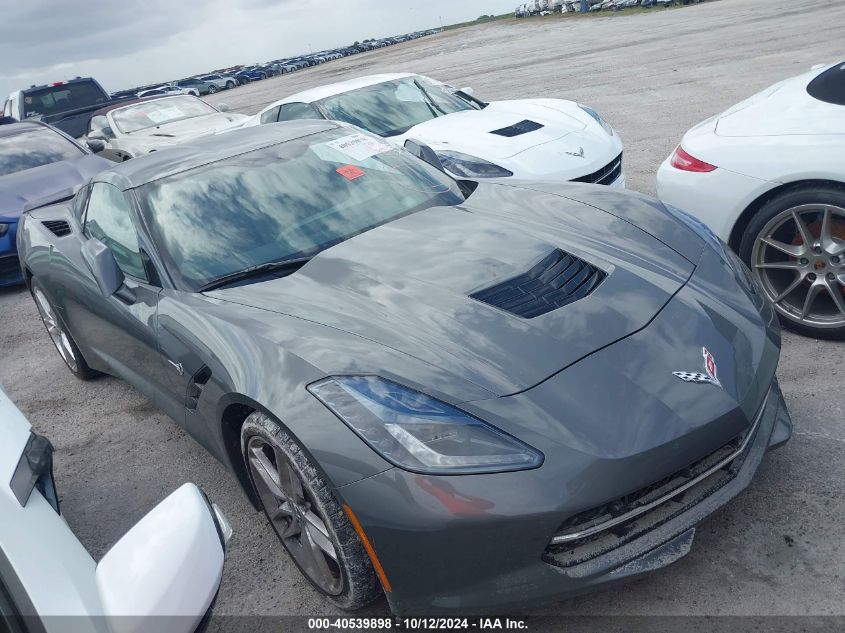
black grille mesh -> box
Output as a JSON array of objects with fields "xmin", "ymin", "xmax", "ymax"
[
  {"xmin": 490, "ymin": 119, "xmax": 544, "ymax": 137},
  {"xmin": 571, "ymin": 152, "xmax": 623, "ymax": 185},
  {"xmin": 41, "ymin": 220, "xmax": 71, "ymax": 237},
  {"xmin": 471, "ymin": 249, "xmax": 605, "ymax": 318}
]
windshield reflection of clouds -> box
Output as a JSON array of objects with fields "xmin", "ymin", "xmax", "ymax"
[
  {"xmin": 0, "ymin": 128, "xmax": 83, "ymax": 177},
  {"xmin": 319, "ymin": 78, "xmax": 474, "ymax": 137},
  {"xmin": 139, "ymin": 130, "xmax": 459, "ymax": 290},
  {"xmin": 113, "ymin": 97, "xmax": 217, "ymax": 134}
]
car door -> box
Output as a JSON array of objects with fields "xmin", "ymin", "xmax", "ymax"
[{"xmin": 66, "ymin": 182, "xmax": 167, "ymax": 403}]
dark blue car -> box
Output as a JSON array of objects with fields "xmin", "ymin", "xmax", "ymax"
[{"xmin": 0, "ymin": 121, "xmax": 110, "ymax": 286}]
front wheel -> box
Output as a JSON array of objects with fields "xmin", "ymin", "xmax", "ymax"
[
  {"xmin": 208, "ymin": 84, "xmax": 218, "ymax": 94},
  {"xmin": 31, "ymin": 280, "xmax": 98, "ymax": 379},
  {"xmin": 226, "ymin": 81, "xmax": 234, "ymax": 89},
  {"xmin": 740, "ymin": 185, "xmax": 845, "ymax": 339},
  {"xmin": 242, "ymin": 412, "xmax": 382, "ymax": 610}
]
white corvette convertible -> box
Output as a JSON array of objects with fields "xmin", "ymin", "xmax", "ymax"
[
  {"xmin": 657, "ymin": 61, "xmax": 845, "ymax": 339},
  {"xmin": 0, "ymin": 385, "xmax": 230, "ymax": 633},
  {"xmin": 248, "ymin": 73, "xmax": 625, "ymax": 187}
]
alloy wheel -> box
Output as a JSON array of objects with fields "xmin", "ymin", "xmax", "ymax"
[
  {"xmin": 247, "ymin": 436, "xmax": 343, "ymax": 595},
  {"xmin": 752, "ymin": 204, "xmax": 845, "ymax": 329},
  {"xmin": 32, "ymin": 288, "xmax": 78, "ymax": 372}
]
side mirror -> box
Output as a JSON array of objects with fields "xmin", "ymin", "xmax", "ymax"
[
  {"xmin": 460, "ymin": 86, "xmax": 475, "ymax": 97},
  {"xmin": 86, "ymin": 137, "xmax": 106, "ymax": 153},
  {"xmin": 404, "ymin": 139, "xmax": 446, "ymax": 173},
  {"xmin": 81, "ymin": 238, "xmax": 126, "ymax": 299},
  {"xmin": 96, "ymin": 483, "xmax": 228, "ymax": 633},
  {"xmin": 87, "ymin": 129, "xmax": 108, "ymax": 152},
  {"xmin": 216, "ymin": 102, "xmax": 230, "ymax": 112}
]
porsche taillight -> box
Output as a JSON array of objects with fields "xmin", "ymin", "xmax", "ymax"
[{"xmin": 670, "ymin": 146, "xmax": 717, "ymax": 173}]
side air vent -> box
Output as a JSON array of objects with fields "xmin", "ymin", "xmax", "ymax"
[
  {"xmin": 471, "ymin": 249, "xmax": 605, "ymax": 319},
  {"xmin": 490, "ymin": 119, "xmax": 544, "ymax": 137},
  {"xmin": 42, "ymin": 220, "xmax": 71, "ymax": 237},
  {"xmin": 186, "ymin": 366, "xmax": 212, "ymax": 411}
]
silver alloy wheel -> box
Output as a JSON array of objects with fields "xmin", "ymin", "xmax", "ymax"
[
  {"xmin": 247, "ymin": 436, "xmax": 343, "ymax": 595},
  {"xmin": 32, "ymin": 287, "xmax": 78, "ymax": 372},
  {"xmin": 752, "ymin": 204, "xmax": 845, "ymax": 329}
]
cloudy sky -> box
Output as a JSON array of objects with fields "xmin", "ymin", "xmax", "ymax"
[{"xmin": 1, "ymin": 0, "xmax": 518, "ymax": 98}]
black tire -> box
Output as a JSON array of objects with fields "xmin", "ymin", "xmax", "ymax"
[
  {"xmin": 226, "ymin": 81, "xmax": 234, "ymax": 89},
  {"xmin": 739, "ymin": 184, "xmax": 845, "ymax": 340},
  {"xmin": 208, "ymin": 84, "xmax": 218, "ymax": 94},
  {"xmin": 241, "ymin": 412, "xmax": 382, "ymax": 610},
  {"xmin": 30, "ymin": 279, "xmax": 98, "ymax": 380}
]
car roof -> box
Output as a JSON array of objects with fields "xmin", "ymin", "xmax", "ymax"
[
  {"xmin": 277, "ymin": 73, "xmax": 417, "ymax": 107},
  {"xmin": 96, "ymin": 119, "xmax": 341, "ymax": 190},
  {"xmin": 0, "ymin": 120, "xmax": 49, "ymax": 138}
]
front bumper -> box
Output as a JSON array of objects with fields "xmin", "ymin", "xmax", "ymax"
[{"xmin": 340, "ymin": 380, "xmax": 791, "ymax": 615}]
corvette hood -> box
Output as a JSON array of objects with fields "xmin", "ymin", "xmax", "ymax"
[
  {"xmin": 125, "ymin": 112, "xmax": 249, "ymax": 142},
  {"xmin": 716, "ymin": 65, "xmax": 845, "ymax": 137},
  {"xmin": 0, "ymin": 154, "xmax": 108, "ymax": 220},
  {"xmin": 393, "ymin": 99, "xmax": 590, "ymax": 160},
  {"xmin": 209, "ymin": 184, "xmax": 701, "ymax": 397}
]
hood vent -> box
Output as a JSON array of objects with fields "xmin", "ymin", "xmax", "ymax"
[
  {"xmin": 471, "ymin": 249, "xmax": 605, "ymax": 319},
  {"xmin": 490, "ymin": 119, "xmax": 544, "ymax": 137},
  {"xmin": 42, "ymin": 220, "xmax": 71, "ymax": 237}
]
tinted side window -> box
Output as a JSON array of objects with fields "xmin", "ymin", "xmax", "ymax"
[
  {"xmin": 278, "ymin": 102, "xmax": 322, "ymax": 121},
  {"xmin": 260, "ymin": 106, "xmax": 281, "ymax": 124},
  {"xmin": 84, "ymin": 183, "xmax": 147, "ymax": 281}
]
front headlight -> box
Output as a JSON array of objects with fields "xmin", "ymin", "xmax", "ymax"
[
  {"xmin": 436, "ymin": 151, "xmax": 513, "ymax": 179},
  {"xmin": 578, "ymin": 104, "xmax": 614, "ymax": 136},
  {"xmin": 308, "ymin": 376, "xmax": 543, "ymax": 474},
  {"xmin": 0, "ymin": 223, "xmax": 8, "ymax": 238}
]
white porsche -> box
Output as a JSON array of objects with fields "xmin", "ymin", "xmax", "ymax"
[
  {"xmin": 0, "ymin": 384, "xmax": 230, "ymax": 632},
  {"xmin": 657, "ymin": 61, "xmax": 845, "ymax": 339},
  {"xmin": 248, "ymin": 73, "xmax": 625, "ymax": 187}
]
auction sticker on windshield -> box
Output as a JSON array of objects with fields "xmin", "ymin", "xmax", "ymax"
[{"xmin": 325, "ymin": 133, "xmax": 392, "ymax": 161}]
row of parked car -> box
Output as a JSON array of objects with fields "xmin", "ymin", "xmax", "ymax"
[
  {"xmin": 515, "ymin": 0, "xmax": 698, "ymax": 16},
  {"xmin": 0, "ymin": 56, "xmax": 842, "ymax": 627},
  {"xmin": 110, "ymin": 29, "xmax": 443, "ymax": 101}
]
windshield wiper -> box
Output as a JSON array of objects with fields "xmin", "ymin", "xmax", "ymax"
[
  {"xmin": 413, "ymin": 79, "xmax": 447, "ymax": 117},
  {"xmin": 197, "ymin": 256, "xmax": 312, "ymax": 292}
]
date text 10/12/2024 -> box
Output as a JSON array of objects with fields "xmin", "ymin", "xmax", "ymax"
[{"xmin": 307, "ymin": 618, "xmax": 530, "ymax": 630}]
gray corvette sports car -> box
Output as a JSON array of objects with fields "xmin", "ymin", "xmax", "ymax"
[{"xmin": 17, "ymin": 121, "xmax": 792, "ymax": 615}]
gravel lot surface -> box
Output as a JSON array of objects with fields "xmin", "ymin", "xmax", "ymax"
[{"xmin": 1, "ymin": 0, "xmax": 843, "ymax": 627}]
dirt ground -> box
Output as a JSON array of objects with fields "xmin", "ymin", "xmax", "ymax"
[{"xmin": 0, "ymin": 0, "xmax": 843, "ymax": 627}]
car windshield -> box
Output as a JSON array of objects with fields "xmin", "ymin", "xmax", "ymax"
[
  {"xmin": 22, "ymin": 80, "xmax": 109, "ymax": 118},
  {"xmin": 0, "ymin": 127, "xmax": 84, "ymax": 177},
  {"xmin": 317, "ymin": 77, "xmax": 478, "ymax": 137},
  {"xmin": 111, "ymin": 96, "xmax": 217, "ymax": 133},
  {"xmin": 137, "ymin": 128, "xmax": 463, "ymax": 291},
  {"xmin": 807, "ymin": 62, "xmax": 845, "ymax": 106}
]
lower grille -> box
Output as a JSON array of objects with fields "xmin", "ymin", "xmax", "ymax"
[
  {"xmin": 571, "ymin": 152, "xmax": 623, "ymax": 186},
  {"xmin": 544, "ymin": 396, "xmax": 766, "ymax": 568}
]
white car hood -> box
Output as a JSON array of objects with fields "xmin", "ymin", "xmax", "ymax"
[
  {"xmin": 715, "ymin": 65, "xmax": 845, "ymax": 137},
  {"xmin": 393, "ymin": 99, "xmax": 591, "ymax": 160},
  {"xmin": 125, "ymin": 112, "xmax": 250, "ymax": 142}
]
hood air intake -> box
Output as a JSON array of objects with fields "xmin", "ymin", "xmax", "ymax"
[
  {"xmin": 490, "ymin": 119, "xmax": 544, "ymax": 137},
  {"xmin": 471, "ymin": 249, "xmax": 605, "ymax": 318}
]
